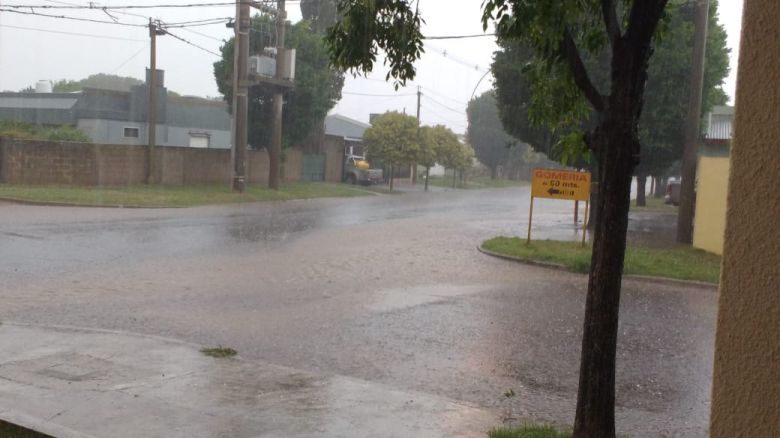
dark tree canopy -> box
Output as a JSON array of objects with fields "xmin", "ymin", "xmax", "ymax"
[
  {"xmin": 300, "ymin": 0, "xmax": 338, "ymax": 34},
  {"xmin": 214, "ymin": 15, "xmax": 344, "ymax": 149},
  {"xmin": 466, "ymin": 91, "xmax": 516, "ymax": 178}
]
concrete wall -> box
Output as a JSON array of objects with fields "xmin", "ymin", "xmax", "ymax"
[
  {"xmin": 692, "ymin": 156, "xmax": 730, "ymax": 255},
  {"xmin": 710, "ymin": 0, "xmax": 780, "ymax": 435},
  {"xmin": 0, "ymin": 138, "xmax": 302, "ymax": 186},
  {"xmin": 322, "ymin": 135, "xmax": 345, "ymax": 183}
]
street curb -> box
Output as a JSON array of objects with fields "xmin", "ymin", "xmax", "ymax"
[
  {"xmin": 0, "ymin": 196, "xmax": 176, "ymax": 209},
  {"xmin": 476, "ymin": 245, "xmax": 718, "ymax": 289},
  {"xmin": 0, "ymin": 410, "xmax": 96, "ymax": 438}
]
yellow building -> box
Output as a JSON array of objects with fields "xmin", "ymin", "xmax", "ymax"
[{"xmin": 692, "ymin": 105, "xmax": 732, "ymax": 255}]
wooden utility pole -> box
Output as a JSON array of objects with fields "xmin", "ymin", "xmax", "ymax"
[
  {"xmin": 147, "ymin": 19, "xmax": 165, "ymax": 184},
  {"xmin": 676, "ymin": 0, "xmax": 710, "ymax": 243},
  {"xmin": 268, "ymin": 0, "xmax": 286, "ymax": 190},
  {"xmin": 412, "ymin": 85, "xmax": 421, "ymax": 185},
  {"xmin": 232, "ymin": 0, "xmax": 250, "ymax": 193}
]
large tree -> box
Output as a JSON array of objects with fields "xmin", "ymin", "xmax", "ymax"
[
  {"xmin": 213, "ymin": 15, "xmax": 344, "ymax": 149},
  {"xmin": 466, "ymin": 91, "xmax": 516, "ymax": 179},
  {"xmin": 492, "ymin": 1, "xmax": 730, "ymax": 206},
  {"xmin": 635, "ymin": 0, "xmax": 729, "ymax": 205},
  {"xmin": 326, "ymin": 1, "xmax": 672, "ymax": 436},
  {"xmin": 363, "ymin": 111, "xmax": 420, "ymax": 190}
]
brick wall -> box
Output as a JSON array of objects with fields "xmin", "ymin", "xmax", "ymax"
[{"xmin": 0, "ymin": 138, "xmax": 303, "ymax": 186}]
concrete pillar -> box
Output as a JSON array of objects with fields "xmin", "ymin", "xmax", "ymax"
[{"xmin": 709, "ymin": 1, "xmax": 780, "ymax": 436}]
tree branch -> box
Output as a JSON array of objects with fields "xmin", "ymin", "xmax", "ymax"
[
  {"xmin": 625, "ymin": 0, "xmax": 669, "ymax": 47},
  {"xmin": 561, "ymin": 29, "xmax": 606, "ymax": 112},
  {"xmin": 601, "ymin": 0, "xmax": 621, "ymax": 46}
]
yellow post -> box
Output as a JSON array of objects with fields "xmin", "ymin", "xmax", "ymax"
[
  {"xmin": 527, "ymin": 196, "xmax": 534, "ymax": 244},
  {"xmin": 581, "ymin": 200, "xmax": 589, "ymax": 247}
]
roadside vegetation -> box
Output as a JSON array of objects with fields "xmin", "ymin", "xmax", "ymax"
[
  {"xmin": 488, "ymin": 424, "xmax": 572, "ymax": 438},
  {"xmin": 481, "ymin": 237, "xmax": 721, "ymax": 284},
  {"xmin": 0, "ymin": 120, "xmax": 90, "ymax": 142},
  {"xmin": 426, "ymin": 174, "xmax": 528, "ymax": 190},
  {"xmin": 0, "ymin": 182, "xmax": 384, "ymax": 208},
  {"xmin": 629, "ymin": 196, "xmax": 677, "ymax": 212},
  {"xmin": 200, "ymin": 346, "xmax": 238, "ymax": 358}
]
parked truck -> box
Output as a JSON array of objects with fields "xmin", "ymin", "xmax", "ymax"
[{"xmin": 343, "ymin": 154, "xmax": 384, "ymax": 185}]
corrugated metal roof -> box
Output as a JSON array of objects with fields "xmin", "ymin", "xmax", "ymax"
[
  {"xmin": 706, "ymin": 105, "xmax": 733, "ymax": 141},
  {"xmin": 325, "ymin": 114, "xmax": 369, "ymax": 140}
]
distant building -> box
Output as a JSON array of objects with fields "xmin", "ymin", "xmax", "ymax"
[
  {"xmin": 0, "ymin": 70, "xmax": 231, "ymax": 149},
  {"xmin": 325, "ymin": 113, "xmax": 370, "ymax": 156}
]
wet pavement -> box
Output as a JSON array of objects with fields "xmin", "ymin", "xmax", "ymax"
[{"xmin": 0, "ymin": 187, "xmax": 716, "ymax": 437}]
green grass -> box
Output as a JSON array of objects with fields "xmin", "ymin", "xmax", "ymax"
[
  {"xmin": 481, "ymin": 237, "xmax": 721, "ymax": 283},
  {"xmin": 0, "ymin": 419, "xmax": 53, "ymax": 437},
  {"xmin": 200, "ymin": 346, "xmax": 237, "ymax": 358},
  {"xmin": 629, "ymin": 196, "xmax": 677, "ymax": 212},
  {"xmin": 488, "ymin": 424, "xmax": 571, "ymax": 438},
  {"xmin": 426, "ymin": 175, "xmax": 528, "ymax": 190},
  {"xmin": 0, "ymin": 182, "xmax": 383, "ymax": 208}
]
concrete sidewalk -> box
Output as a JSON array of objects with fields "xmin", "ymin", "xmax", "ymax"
[{"xmin": 0, "ymin": 323, "xmax": 497, "ymax": 438}]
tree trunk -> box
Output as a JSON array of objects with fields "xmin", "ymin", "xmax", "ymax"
[
  {"xmin": 654, "ymin": 176, "xmax": 666, "ymax": 198},
  {"xmin": 573, "ymin": 120, "xmax": 637, "ymax": 438},
  {"xmin": 490, "ymin": 165, "xmax": 498, "ymax": 180},
  {"xmin": 588, "ymin": 161, "xmax": 599, "ymax": 230},
  {"xmin": 649, "ymin": 176, "xmax": 655, "ymax": 198},
  {"xmin": 636, "ymin": 172, "xmax": 647, "ymax": 206},
  {"xmin": 424, "ymin": 166, "xmax": 430, "ymax": 192},
  {"xmin": 389, "ymin": 165, "xmax": 394, "ymax": 191},
  {"xmin": 452, "ymin": 169, "xmax": 457, "ymax": 188}
]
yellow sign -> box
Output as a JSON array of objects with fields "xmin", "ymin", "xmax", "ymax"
[{"xmin": 531, "ymin": 168, "xmax": 591, "ymax": 201}]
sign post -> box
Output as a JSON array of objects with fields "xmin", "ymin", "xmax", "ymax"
[{"xmin": 529, "ymin": 168, "xmax": 592, "ymax": 246}]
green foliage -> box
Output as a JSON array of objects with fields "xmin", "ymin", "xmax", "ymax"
[
  {"xmin": 363, "ymin": 111, "xmax": 420, "ymax": 166},
  {"xmin": 0, "ymin": 120, "xmax": 90, "ymax": 142},
  {"xmin": 325, "ymin": 0, "xmax": 424, "ymax": 87},
  {"xmin": 200, "ymin": 346, "xmax": 237, "ymax": 358},
  {"xmin": 213, "ymin": 15, "xmax": 344, "ymax": 149},
  {"xmin": 419, "ymin": 124, "xmax": 461, "ymax": 168},
  {"xmin": 491, "ymin": 0, "xmax": 730, "ymax": 175},
  {"xmin": 488, "ymin": 424, "xmax": 572, "ymax": 438},
  {"xmin": 51, "ymin": 74, "xmax": 143, "ymax": 93},
  {"xmin": 466, "ymin": 91, "xmax": 520, "ymax": 175},
  {"xmin": 637, "ymin": 0, "xmax": 730, "ymax": 176},
  {"xmin": 300, "ymin": 0, "xmax": 338, "ymax": 34}
]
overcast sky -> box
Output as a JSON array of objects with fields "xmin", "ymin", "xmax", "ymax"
[{"xmin": 0, "ymin": 0, "xmax": 744, "ymax": 135}]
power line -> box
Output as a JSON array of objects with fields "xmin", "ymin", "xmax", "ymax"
[
  {"xmin": 163, "ymin": 28, "xmax": 222, "ymax": 57},
  {"xmin": 421, "ymin": 86, "xmax": 468, "ymax": 106},
  {"xmin": 180, "ymin": 26, "xmax": 226, "ymax": 42},
  {"xmin": 111, "ymin": 42, "xmax": 149, "ymax": 73},
  {"xmin": 342, "ymin": 91, "xmax": 417, "ymax": 97},
  {"xmin": 423, "ymin": 94, "xmax": 465, "ymax": 115},
  {"xmin": 0, "ymin": 7, "xmax": 148, "ymax": 26},
  {"xmin": 425, "ymin": 33, "xmax": 495, "ymax": 40},
  {"xmin": 0, "ymin": 23, "xmax": 145, "ymax": 41}
]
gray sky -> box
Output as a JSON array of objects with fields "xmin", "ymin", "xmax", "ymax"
[{"xmin": 0, "ymin": 0, "xmax": 744, "ymax": 135}]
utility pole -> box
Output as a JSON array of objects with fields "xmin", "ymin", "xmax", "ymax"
[
  {"xmin": 147, "ymin": 19, "xmax": 165, "ymax": 184},
  {"xmin": 676, "ymin": 0, "xmax": 709, "ymax": 243},
  {"xmin": 232, "ymin": 0, "xmax": 250, "ymax": 193},
  {"xmin": 268, "ymin": 0, "xmax": 286, "ymax": 190},
  {"xmin": 413, "ymin": 85, "xmax": 420, "ymax": 186}
]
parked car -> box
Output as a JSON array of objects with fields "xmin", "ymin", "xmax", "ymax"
[
  {"xmin": 343, "ymin": 155, "xmax": 384, "ymax": 185},
  {"xmin": 665, "ymin": 179, "xmax": 681, "ymax": 205}
]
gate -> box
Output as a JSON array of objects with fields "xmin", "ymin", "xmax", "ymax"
[{"xmin": 302, "ymin": 154, "xmax": 325, "ymax": 181}]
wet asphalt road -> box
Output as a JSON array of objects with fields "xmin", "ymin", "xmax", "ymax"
[{"xmin": 0, "ymin": 187, "xmax": 716, "ymax": 437}]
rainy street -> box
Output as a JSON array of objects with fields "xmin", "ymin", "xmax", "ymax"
[{"xmin": 0, "ymin": 187, "xmax": 716, "ymax": 436}]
